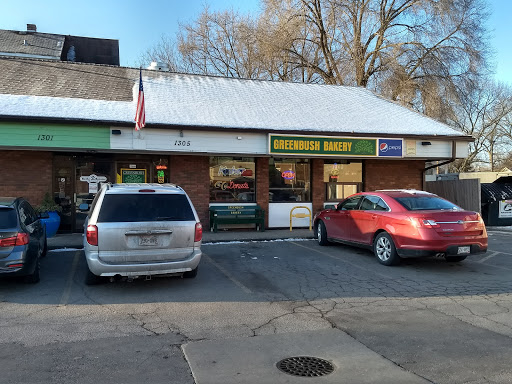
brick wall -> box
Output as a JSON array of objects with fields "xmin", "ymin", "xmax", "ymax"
[
  {"xmin": 170, "ymin": 155, "xmax": 210, "ymax": 226},
  {"xmin": 312, "ymin": 158, "xmax": 325, "ymax": 215},
  {"xmin": 255, "ymin": 157, "xmax": 269, "ymax": 227},
  {"xmin": 364, "ymin": 160, "xmax": 425, "ymax": 191},
  {"xmin": 0, "ymin": 150, "xmax": 52, "ymax": 206}
]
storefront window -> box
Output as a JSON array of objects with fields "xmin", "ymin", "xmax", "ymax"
[
  {"xmin": 209, "ymin": 157, "xmax": 256, "ymax": 202},
  {"xmin": 324, "ymin": 160, "xmax": 362, "ymax": 201},
  {"xmin": 269, "ymin": 158, "xmax": 310, "ymax": 202}
]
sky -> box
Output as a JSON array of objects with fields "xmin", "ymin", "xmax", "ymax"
[{"xmin": 0, "ymin": 0, "xmax": 510, "ymax": 85}]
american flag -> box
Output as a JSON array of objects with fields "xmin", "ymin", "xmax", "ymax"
[{"xmin": 134, "ymin": 69, "xmax": 145, "ymax": 130}]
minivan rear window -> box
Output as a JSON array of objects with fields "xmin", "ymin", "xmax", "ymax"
[
  {"xmin": 97, "ymin": 194, "xmax": 196, "ymax": 223},
  {"xmin": 395, "ymin": 196, "xmax": 460, "ymax": 211},
  {"xmin": 0, "ymin": 208, "xmax": 18, "ymax": 229}
]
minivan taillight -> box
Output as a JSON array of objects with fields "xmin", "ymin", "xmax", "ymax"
[
  {"xmin": 0, "ymin": 233, "xmax": 29, "ymax": 247},
  {"xmin": 86, "ymin": 225, "xmax": 98, "ymax": 246},
  {"xmin": 194, "ymin": 222, "xmax": 203, "ymax": 242}
]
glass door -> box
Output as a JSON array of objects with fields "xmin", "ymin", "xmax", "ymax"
[{"xmin": 53, "ymin": 155, "xmax": 75, "ymax": 233}]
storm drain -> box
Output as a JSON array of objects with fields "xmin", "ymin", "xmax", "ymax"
[{"xmin": 276, "ymin": 356, "xmax": 335, "ymax": 377}]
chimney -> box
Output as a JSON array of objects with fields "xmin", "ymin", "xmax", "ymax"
[
  {"xmin": 147, "ymin": 61, "xmax": 170, "ymax": 71},
  {"xmin": 26, "ymin": 24, "xmax": 37, "ymax": 33}
]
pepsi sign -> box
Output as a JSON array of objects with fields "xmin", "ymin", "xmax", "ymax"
[{"xmin": 378, "ymin": 139, "xmax": 403, "ymax": 157}]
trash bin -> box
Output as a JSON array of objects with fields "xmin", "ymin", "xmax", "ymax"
[{"xmin": 481, "ymin": 182, "xmax": 512, "ymax": 226}]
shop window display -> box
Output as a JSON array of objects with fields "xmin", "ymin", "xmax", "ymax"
[
  {"xmin": 269, "ymin": 158, "xmax": 311, "ymax": 202},
  {"xmin": 324, "ymin": 161, "xmax": 362, "ymax": 201},
  {"xmin": 209, "ymin": 157, "xmax": 256, "ymax": 202}
]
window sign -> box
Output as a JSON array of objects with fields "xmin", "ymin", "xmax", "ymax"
[
  {"xmin": 121, "ymin": 169, "xmax": 146, "ymax": 183},
  {"xmin": 210, "ymin": 157, "xmax": 256, "ymax": 202}
]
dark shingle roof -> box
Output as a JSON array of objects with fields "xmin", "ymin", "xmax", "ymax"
[
  {"xmin": 0, "ymin": 30, "xmax": 65, "ymax": 59},
  {"xmin": 0, "ymin": 57, "xmax": 133, "ymax": 101}
]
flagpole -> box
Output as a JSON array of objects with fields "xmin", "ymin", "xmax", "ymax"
[{"xmin": 135, "ymin": 66, "xmax": 145, "ymax": 139}]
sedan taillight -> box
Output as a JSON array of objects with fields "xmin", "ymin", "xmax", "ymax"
[
  {"xmin": 0, "ymin": 233, "xmax": 29, "ymax": 247},
  {"xmin": 410, "ymin": 217, "xmax": 440, "ymax": 228},
  {"xmin": 194, "ymin": 222, "xmax": 203, "ymax": 242},
  {"xmin": 86, "ymin": 225, "xmax": 98, "ymax": 246}
]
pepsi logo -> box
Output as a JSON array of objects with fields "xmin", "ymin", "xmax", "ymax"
[{"xmin": 380, "ymin": 143, "xmax": 388, "ymax": 152}]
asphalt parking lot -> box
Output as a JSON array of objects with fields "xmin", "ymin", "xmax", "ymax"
[{"xmin": 0, "ymin": 229, "xmax": 511, "ymax": 383}]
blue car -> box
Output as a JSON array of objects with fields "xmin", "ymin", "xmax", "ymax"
[{"xmin": 0, "ymin": 197, "xmax": 47, "ymax": 283}]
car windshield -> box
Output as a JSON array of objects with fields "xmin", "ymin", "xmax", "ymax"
[
  {"xmin": 395, "ymin": 196, "xmax": 460, "ymax": 211},
  {"xmin": 0, "ymin": 207, "xmax": 18, "ymax": 229},
  {"xmin": 97, "ymin": 194, "xmax": 195, "ymax": 222}
]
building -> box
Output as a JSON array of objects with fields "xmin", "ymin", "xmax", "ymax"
[
  {"xmin": 0, "ymin": 56, "xmax": 472, "ymax": 232},
  {"xmin": 0, "ymin": 25, "xmax": 119, "ymax": 65}
]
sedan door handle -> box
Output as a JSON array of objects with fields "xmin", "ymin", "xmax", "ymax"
[{"xmin": 372, "ymin": 215, "xmax": 377, "ymax": 219}]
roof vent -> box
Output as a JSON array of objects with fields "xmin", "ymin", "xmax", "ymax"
[
  {"xmin": 147, "ymin": 61, "xmax": 169, "ymax": 71},
  {"xmin": 26, "ymin": 24, "xmax": 37, "ymax": 33}
]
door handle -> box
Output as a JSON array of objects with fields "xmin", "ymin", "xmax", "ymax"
[{"xmin": 371, "ymin": 215, "xmax": 377, "ymax": 219}]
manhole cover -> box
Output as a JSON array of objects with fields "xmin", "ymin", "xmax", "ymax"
[{"xmin": 276, "ymin": 356, "xmax": 335, "ymax": 377}]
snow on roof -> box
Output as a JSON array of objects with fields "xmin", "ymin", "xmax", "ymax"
[{"xmin": 0, "ymin": 66, "xmax": 467, "ymax": 137}]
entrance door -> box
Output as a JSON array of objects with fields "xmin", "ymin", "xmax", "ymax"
[
  {"xmin": 53, "ymin": 155, "xmax": 75, "ymax": 233},
  {"xmin": 53, "ymin": 155, "xmax": 113, "ymax": 233}
]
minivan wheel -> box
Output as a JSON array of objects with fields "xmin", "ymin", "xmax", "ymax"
[
  {"xmin": 85, "ymin": 265, "xmax": 103, "ymax": 285},
  {"xmin": 445, "ymin": 255, "xmax": 467, "ymax": 262},
  {"xmin": 316, "ymin": 221, "xmax": 330, "ymax": 246},
  {"xmin": 373, "ymin": 232, "xmax": 400, "ymax": 266},
  {"xmin": 24, "ymin": 259, "xmax": 40, "ymax": 284},
  {"xmin": 184, "ymin": 266, "xmax": 198, "ymax": 278}
]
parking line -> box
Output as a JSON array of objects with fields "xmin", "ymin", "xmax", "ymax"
[
  {"xmin": 477, "ymin": 251, "xmax": 500, "ymax": 263},
  {"xmin": 203, "ymin": 254, "xmax": 253, "ymax": 294},
  {"xmin": 59, "ymin": 250, "xmax": 81, "ymax": 306},
  {"xmin": 290, "ymin": 241, "xmax": 395, "ymax": 280}
]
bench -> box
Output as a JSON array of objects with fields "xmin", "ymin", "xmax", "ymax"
[{"xmin": 209, "ymin": 205, "xmax": 265, "ymax": 232}]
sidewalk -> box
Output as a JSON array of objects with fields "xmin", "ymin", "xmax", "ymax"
[{"xmin": 47, "ymin": 228, "xmax": 315, "ymax": 250}]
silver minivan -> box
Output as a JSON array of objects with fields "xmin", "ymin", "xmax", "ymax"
[{"xmin": 83, "ymin": 184, "xmax": 202, "ymax": 284}]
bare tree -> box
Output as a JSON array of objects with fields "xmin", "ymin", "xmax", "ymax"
[
  {"xmin": 448, "ymin": 81, "xmax": 512, "ymax": 172},
  {"xmin": 175, "ymin": 7, "xmax": 265, "ymax": 78}
]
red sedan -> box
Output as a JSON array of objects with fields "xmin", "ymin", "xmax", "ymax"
[{"xmin": 313, "ymin": 190, "xmax": 488, "ymax": 266}]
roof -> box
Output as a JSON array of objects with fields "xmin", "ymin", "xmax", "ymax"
[
  {"xmin": 481, "ymin": 183, "xmax": 512, "ymax": 202},
  {"xmin": 0, "ymin": 57, "xmax": 470, "ymax": 138},
  {"xmin": 0, "ymin": 30, "xmax": 65, "ymax": 59}
]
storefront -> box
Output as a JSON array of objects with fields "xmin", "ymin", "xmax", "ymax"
[
  {"xmin": 0, "ymin": 122, "xmax": 469, "ymax": 232},
  {"xmin": 0, "ymin": 57, "xmax": 473, "ymax": 232}
]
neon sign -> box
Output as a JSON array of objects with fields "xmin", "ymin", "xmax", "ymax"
[
  {"xmin": 282, "ymin": 170, "xmax": 295, "ymax": 180},
  {"xmin": 214, "ymin": 181, "xmax": 250, "ymax": 190},
  {"xmin": 218, "ymin": 166, "xmax": 246, "ymax": 177}
]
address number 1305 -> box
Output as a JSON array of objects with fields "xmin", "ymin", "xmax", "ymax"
[{"xmin": 174, "ymin": 140, "xmax": 191, "ymax": 146}]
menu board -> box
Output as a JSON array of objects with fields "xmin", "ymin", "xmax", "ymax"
[{"xmin": 121, "ymin": 169, "xmax": 146, "ymax": 183}]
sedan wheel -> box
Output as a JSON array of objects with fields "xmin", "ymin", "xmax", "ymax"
[
  {"xmin": 316, "ymin": 221, "xmax": 330, "ymax": 246},
  {"xmin": 373, "ymin": 232, "xmax": 400, "ymax": 266}
]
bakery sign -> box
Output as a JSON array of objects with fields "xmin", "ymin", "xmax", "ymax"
[{"xmin": 268, "ymin": 134, "xmax": 403, "ymax": 157}]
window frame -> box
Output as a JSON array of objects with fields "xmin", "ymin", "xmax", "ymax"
[{"xmin": 209, "ymin": 157, "xmax": 256, "ymax": 203}]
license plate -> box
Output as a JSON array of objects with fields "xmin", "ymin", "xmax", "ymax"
[
  {"xmin": 139, "ymin": 236, "xmax": 158, "ymax": 246},
  {"xmin": 457, "ymin": 246, "xmax": 470, "ymax": 255}
]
